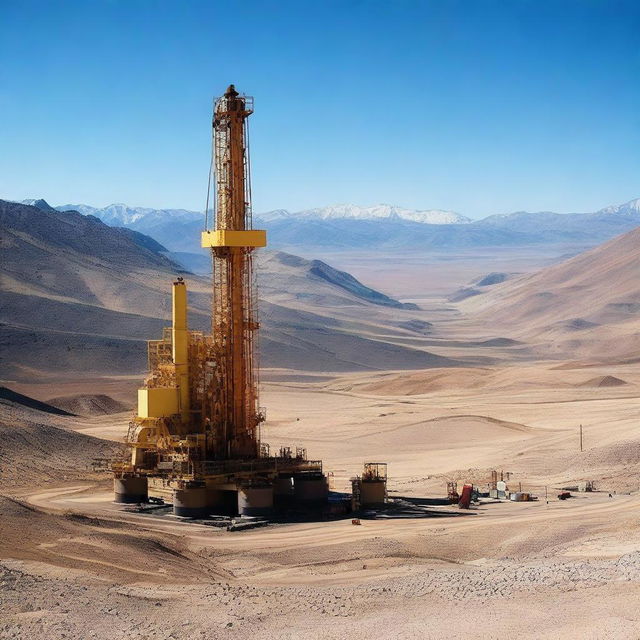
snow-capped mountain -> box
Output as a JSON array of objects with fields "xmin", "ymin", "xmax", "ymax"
[
  {"xmin": 257, "ymin": 204, "xmax": 470, "ymax": 225},
  {"xmin": 21, "ymin": 198, "xmax": 56, "ymax": 211},
  {"xmin": 254, "ymin": 209, "xmax": 292, "ymax": 222},
  {"xmin": 597, "ymin": 198, "xmax": 640, "ymax": 217},
  {"xmin": 56, "ymin": 203, "xmax": 202, "ymax": 227}
]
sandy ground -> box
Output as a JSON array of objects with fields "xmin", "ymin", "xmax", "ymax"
[
  {"xmin": 3, "ymin": 357, "xmax": 640, "ymax": 639},
  {"xmin": 3, "ymin": 241, "xmax": 640, "ymax": 638}
]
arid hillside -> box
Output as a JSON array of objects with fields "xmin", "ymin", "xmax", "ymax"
[
  {"xmin": 459, "ymin": 226, "xmax": 640, "ymax": 361},
  {"xmin": 0, "ymin": 200, "xmax": 190, "ymax": 379},
  {"xmin": 0, "ymin": 391, "xmax": 117, "ymax": 488}
]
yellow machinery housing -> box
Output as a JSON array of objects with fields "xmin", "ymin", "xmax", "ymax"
[{"xmin": 137, "ymin": 387, "xmax": 179, "ymax": 419}]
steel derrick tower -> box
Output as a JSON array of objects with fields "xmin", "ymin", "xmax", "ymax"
[{"xmin": 201, "ymin": 84, "xmax": 266, "ymax": 459}]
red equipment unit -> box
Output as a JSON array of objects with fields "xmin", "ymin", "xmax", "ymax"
[{"xmin": 458, "ymin": 484, "xmax": 473, "ymax": 509}]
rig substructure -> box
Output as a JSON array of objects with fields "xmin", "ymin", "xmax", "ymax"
[{"xmin": 113, "ymin": 85, "xmax": 328, "ymax": 517}]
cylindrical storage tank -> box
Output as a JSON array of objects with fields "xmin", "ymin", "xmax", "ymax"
[
  {"xmin": 273, "ymin": 476, "xmax": 294, "ymax": 507},
  {"xmin": 360, "ymin": 480, "xmax": 386, "ymax": 508},
  {"xmin": 238, "ymin": 486, "xmax": 274, "ymax": 517},
  {"xmin": 173, "ymin": 486, "xmax": 208, "ymax": 518},
  {"xmin": 207, "ymin": 489, "xmax": 238, "ymax": 516},
  {"xmin": 294, "ymin": 474, "xmax": 328, "ymax": 506},
  {"xmin": 114, "ymin": 476, "xmax": 148, "ymax": 503}
]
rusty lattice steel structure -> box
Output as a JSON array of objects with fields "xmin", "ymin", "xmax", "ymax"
[{"xmin": 201, "ymin": 84, "xmax": 263, "ymax": 460}]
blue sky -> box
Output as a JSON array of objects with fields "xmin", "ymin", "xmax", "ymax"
[{"xmin": 1, "ymin": 0, "xmax": 638, "ymax": 218}]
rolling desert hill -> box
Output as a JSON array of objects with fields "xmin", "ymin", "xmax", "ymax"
[
  {"xmin": 258, "ymin": 251, "xmax": 416, "ymax": 309},
  {"xmin": 0, "ymin": 391, "xmax": 117, "ymax": 488},
  {"xmin": 45, "ymin": 393, "xmax": 131, "ymax": 416},
  {"xmin": 459, "ymin": 225, "xmax": 640, "ymax": 361},
  {"xmin": 1, "ymin": 200, "xmax": 456, "ymax": 381},
  {"xmin": 0, "ymin": 386, "xmax": 74, "ymax": 415}
]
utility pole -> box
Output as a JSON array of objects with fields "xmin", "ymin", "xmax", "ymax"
[{"xmin": 579, "ymin": 424, "xmax": 583, "ymax": 452}]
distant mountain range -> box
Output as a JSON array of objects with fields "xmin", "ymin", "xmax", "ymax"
[
  {"xmin": 53, "ymin": 201, "xmax": 202, "ymax": 227},
  {"xmin": 16, "ymin": 197, "xmax": 640, "ymax": 261},
  {"xmin": 52, "ymin": 201, "xmax": 469, "ymax": 226}
]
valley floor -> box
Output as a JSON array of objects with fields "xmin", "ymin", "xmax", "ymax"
[{"xmin": 2, "ymin": 360, "xmax": 640, "ymax": 639}]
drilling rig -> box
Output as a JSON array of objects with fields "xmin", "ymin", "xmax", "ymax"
[{"xmin": 113, "ymin": 85, "xmax": 327, "ymax": 517}]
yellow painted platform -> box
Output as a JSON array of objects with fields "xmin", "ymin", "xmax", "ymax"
[{"xmin": 201, "ymin": 229, "xmax": 267, "ymax": 248}]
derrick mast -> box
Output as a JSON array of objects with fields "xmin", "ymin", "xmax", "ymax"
[
  {"xmin": 114, "ymin": 84, "xmax": 327, "ymax": 517},
  {"xmin": 201, "ymin": 84, "xmax": 266, "ymax": 459}
]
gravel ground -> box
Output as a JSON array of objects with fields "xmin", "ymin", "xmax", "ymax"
[{"xmin": 2, "ymin": 551, "xmax": 640, "ymax": 640}]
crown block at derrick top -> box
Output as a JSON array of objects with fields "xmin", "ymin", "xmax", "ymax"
[{"xmin": 201, "ymin": 229, "xmax": 267, "ymax": 248}]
